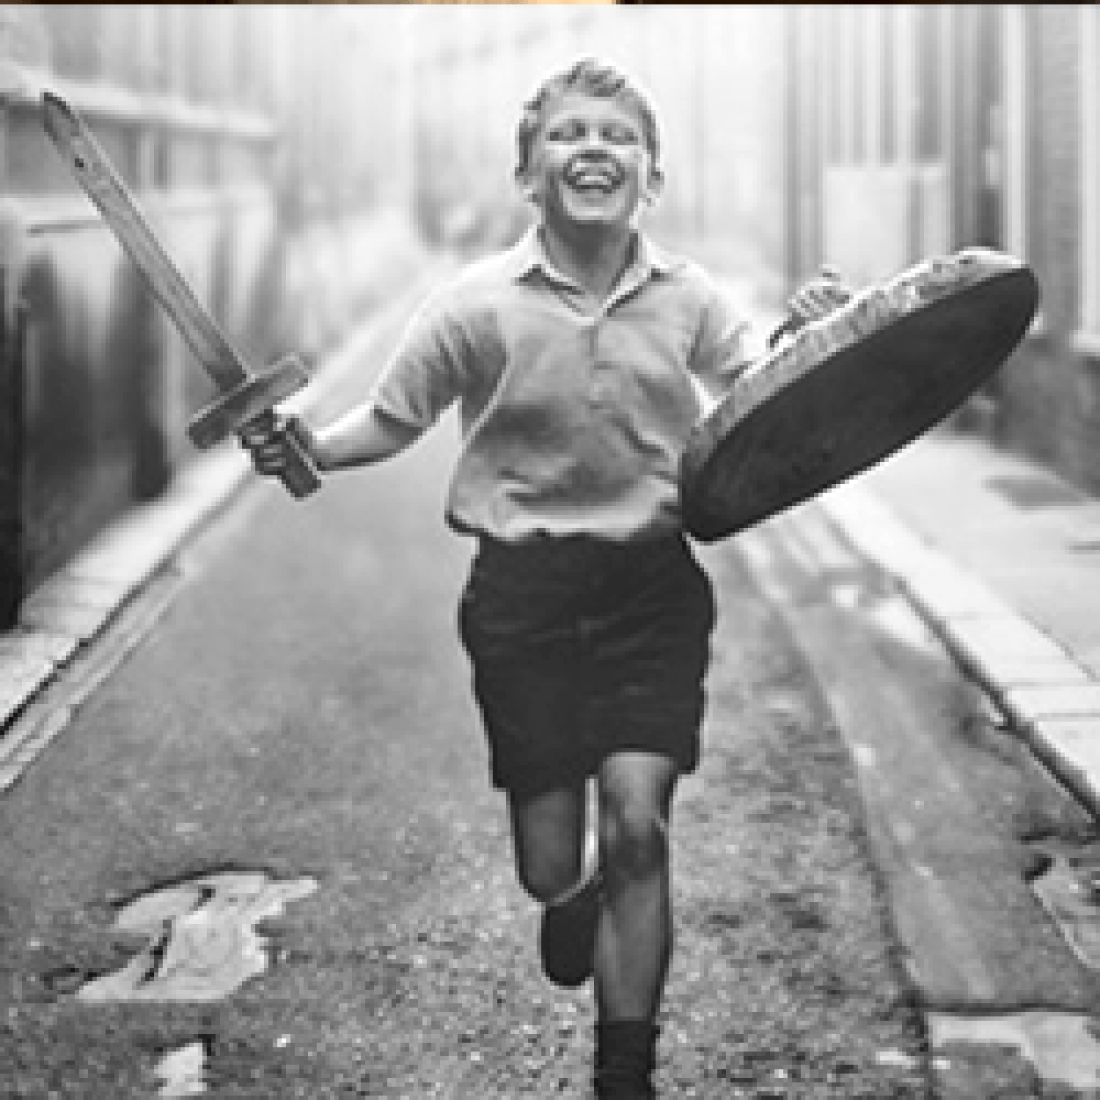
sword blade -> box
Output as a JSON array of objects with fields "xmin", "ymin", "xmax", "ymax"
[{"xmin": 40, "ymin": 92, "xmax": 249, "ymax": 392}]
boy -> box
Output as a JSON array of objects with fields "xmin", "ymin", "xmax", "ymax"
[{"xmin": 243, "ymin": 57, "xmax": 847, "ymax": 1099}]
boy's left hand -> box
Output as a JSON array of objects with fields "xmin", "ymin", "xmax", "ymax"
[
  {"xmin": 786, "ymin": 266, "xmax": 853, "ymax": 327},
  {"xmin": 767, "ymin": 267, "xmax": 855, "ymax": 349}
]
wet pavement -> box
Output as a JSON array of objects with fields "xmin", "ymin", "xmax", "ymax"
[
  {"xmin": 2, "ymin": 251, "xmax": 1100, "ymax": 1095},
  {"xmin": 738, "ymin": 502, "xmax": 1100, "ymax": 1097},
  {"xmin": 0, "ymin": 257, "xmax": 934, "ymax": 1098},
  {"xmin": 0, "ymin": 420, "xmax": 931, "ymax": 1098}
]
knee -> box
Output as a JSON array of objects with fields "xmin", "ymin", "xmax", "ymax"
[{"xmin": 599, "ymin": 803, "xmax": 669, "ymax": 884}]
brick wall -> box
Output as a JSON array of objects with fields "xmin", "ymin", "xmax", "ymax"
[{"xmin": 962, "ymin": 7, "xmax": 1100, "ymax": 497}]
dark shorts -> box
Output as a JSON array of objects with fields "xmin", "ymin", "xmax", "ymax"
[{"xmin": 457, "ymin": 534, "xmax": 717, "ymax": 797}]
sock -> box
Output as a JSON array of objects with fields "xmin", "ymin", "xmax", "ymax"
[{"xmin": 594, "ymin": 1019, "xmax": 659, "ymax": 1091}]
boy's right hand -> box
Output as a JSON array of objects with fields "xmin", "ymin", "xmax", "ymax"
[{"xmin": 239, "ymin": 414, "xmax": 321, "ymax": 478}]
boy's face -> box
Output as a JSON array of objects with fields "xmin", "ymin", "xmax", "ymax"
[{"xmin": 522, "ymin": 92, "xmax": 660, "ymax": 234}]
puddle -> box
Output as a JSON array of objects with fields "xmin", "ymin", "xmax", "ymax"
[
  {"xmin": 929, "ymin": 1011, "xmax": 1100, "ymax": 1092},
  {"xmin": 154, "ymin": 1042, "xmax": 208, "ymax": 1097},
  {"xmin": 77, "ymin": 870, "xmax": 317, "ymax": 1003},
  {"xmin": 1028, "ymin": 845, "xmax": 1100, "ymax": 969}
]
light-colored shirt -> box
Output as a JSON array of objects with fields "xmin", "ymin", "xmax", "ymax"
[{"xmin": 371, "ymin": 226, "xmax": 753, "ymax": 543}]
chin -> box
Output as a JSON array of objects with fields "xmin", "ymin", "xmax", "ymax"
[{"xmin": 562, "ymin": 198, "xmax": 636, "ymax": 230}]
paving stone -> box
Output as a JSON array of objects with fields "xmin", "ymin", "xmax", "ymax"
[
  {"xmin": 18, "ymin": 599, "xmax": 114, "ymax": 640},
  {"xmin": 940, "ymin": 616, "xmax": 1094, "ymax": 690},
  {"xmin": 947, "ymin": 614, "xmax": 1071, "ymax": 662},
  {"xmin": 26, "ymin": 573, "xmax": 122, "ymax": 612},
  {"xmin": 1024, "ymin": 716, "xmax": 1100, "ymax": 811},
  {"xmin": 997, "ymin": 659, "xmax": 1091, "ymax": 689},
  {"xmin": 0, "ymin": 648, "xmax": 58, "ymax": 684},
  {"xmin": 1003, "ymin": 684, "xmax": 1100, "ymax": 722},
  {"xmin": 0, "ymin": 629, "xmax": 80, "ymax": 665},
  {"xmin": 903, "ymin": 557, "xmax": 1015, "ymax": 621},
  {"xmin": 963, "ymin": 653, "xmax": 1092, "ymax": 690}
]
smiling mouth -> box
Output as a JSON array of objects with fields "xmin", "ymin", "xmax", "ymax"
[{"xmin": 564, "ymin": 164, "xmax": 623, "ymax": 194}]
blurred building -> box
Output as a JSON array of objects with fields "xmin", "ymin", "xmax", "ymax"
[
  {"xmin": 0, "ymin": 5, "xmax": 1098, "ymax": 624},
  {"xmin": 0, "ymin": 5, "xmax": 288, "ymax": 619},
  {"xmin": 786, "ymin": 5, "xmax": 1100, "ymax": 499},
  {"xmin": 0, "ymin": 5, "xmax": 413, "ymax": 621},
  {"xmin": 405, "ymin": 5, "xmax": 789, "ymax": 289}
]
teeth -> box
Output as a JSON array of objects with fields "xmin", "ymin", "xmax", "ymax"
[
  {"xmin": 567, "ymin": 165, "xmax": 619, "ymax": 190},
  {"xmin": 570, "ymin": 173, "xmax": 616, "ymax": 190}
]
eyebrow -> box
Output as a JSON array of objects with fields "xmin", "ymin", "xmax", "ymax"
[{"xmin": 545, "ymin": 110, "xmax": 641, "ymax": 130}]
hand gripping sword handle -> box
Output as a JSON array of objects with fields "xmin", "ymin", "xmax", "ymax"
[
  {"xmin": 279, "ymin": 418, "xmax": 322, "ymax": 499},
  {"xmin": 247, "ymin": 410, "xmax": 321, "ymax": 499}
]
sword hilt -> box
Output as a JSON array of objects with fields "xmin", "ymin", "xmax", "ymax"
[
  {"xmin": 246, "ymin": 409, "xmax": 321, "ymax": 500},
  {"xmin": 187, "ymin": 354, "xmax": 321, "ymax": 499},
  {"xmin": 187, "ymin": 354, "xmax": 312, "ymax": 449}
]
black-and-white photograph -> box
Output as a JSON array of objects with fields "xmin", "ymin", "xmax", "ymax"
[{"xmin": 0, "ymin": 4, "xmax": 1099, "ymax": 1097}]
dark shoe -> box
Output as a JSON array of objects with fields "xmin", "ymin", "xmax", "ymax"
[
  {"xmin": 539, "ymin": 872, "xmax": 601, "ymax": 987},
  {"xmin": 594, "ymin": 1081, "xmax": 656, "ymax": 1100},
  {"xmin": 594, "ymin": 1020, "xmax": 659, "ymax": 1099}
]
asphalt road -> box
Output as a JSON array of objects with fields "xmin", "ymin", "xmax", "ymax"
[
  {"xmin": 0, "ymin": 380, "xmax": 935, "ymax": 1098},
  {"xmin": 3, "ymin": 292, "xmax": 1094, "ymax": 1098}
]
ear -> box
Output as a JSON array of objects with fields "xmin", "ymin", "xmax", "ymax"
[
  {"xmin": 515, "ymin": 167, "xmax": 541, "ymax": 206},
  {"xmin": 642, "ymin": 164, "xmax": 664, "ymax": 206}
]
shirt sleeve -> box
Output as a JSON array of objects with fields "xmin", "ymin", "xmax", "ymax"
[
  {"xmin": 688, "ymin": 278, "xmax": 758, "ymax": 400},
  {"xmin": 370, "ymin": 290, "xmax": 474, "ymax": 432}
]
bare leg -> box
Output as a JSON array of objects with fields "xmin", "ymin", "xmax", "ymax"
[{"xmin": 594, "ymin": 751, "xmax": 679, "ymax": 1021}]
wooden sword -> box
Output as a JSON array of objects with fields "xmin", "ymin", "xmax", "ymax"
[{"xmin": 40, "ymin": 91, "xmax": 320, "ymax": 498}]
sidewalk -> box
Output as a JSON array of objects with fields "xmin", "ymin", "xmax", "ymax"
[
  {"xmin": 817, "ymin": 429, "xmax": 1100, "ymax": 820},
  {"xmin": 3, "ymin": 284, "xmax": 1100, "ymax": 824}
]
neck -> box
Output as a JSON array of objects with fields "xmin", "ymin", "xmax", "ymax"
[{"xmin": 541, "ymin": 222, "xmax": 636, "ymax": 302}]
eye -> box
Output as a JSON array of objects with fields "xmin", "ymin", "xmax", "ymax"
[
  {"xmin": 603, "ymin": 125, "xmax": 639, "ymax": 146},
  {"xmin": 547, "ymin": 121, "xmax": 585, "ymax": 143}
]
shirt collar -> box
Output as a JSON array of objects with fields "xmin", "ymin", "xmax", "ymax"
[{"xmin": 504, "ymin": 225, "xmax": 681, "ymax": 285}]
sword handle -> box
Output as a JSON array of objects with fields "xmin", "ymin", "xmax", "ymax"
[
  {"xmin": 245, "ymin": 410, "xmax": 322, "ymax": 499},
  {"xmin": 280, "ymin": 419, "xmax": 323, "ymax": 499}
]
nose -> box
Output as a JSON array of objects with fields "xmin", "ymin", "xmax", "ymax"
[{"xmin": 577, "ymin": 127, "xmax": 612, "ymax": 156}]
